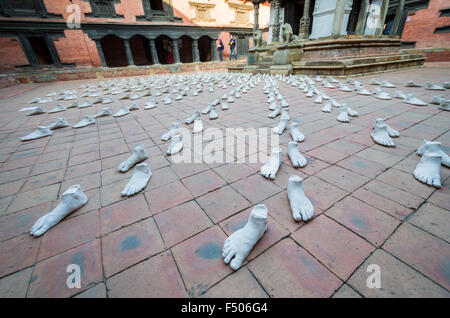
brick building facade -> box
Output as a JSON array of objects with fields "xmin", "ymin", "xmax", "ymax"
[
  {"xmin": 0, "ymin": 0, "xmax": 270, "ymax": 71},
  {"xmin": 400, "ymin": 0, "xmax": 450, "ymax": 61}
]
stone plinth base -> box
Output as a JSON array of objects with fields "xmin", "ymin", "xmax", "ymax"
[{"xmin": 228, "ymin": 36, "xmax": 426, "ymax": 76}]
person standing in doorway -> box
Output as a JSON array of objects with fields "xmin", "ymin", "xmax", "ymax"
[
  {"xmin": 217, "ymin": 38, "xmax": 224, "ymax": 61},
  {"xmin": 229, "ymin": 35, "xmax": 238, "ymax": 60}
]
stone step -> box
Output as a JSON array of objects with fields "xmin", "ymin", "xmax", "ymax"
[
  {"xmin": 256, "ymin": 69, "xmax": 270, "ymax": 74},
  {"xmin": 261, "ymin": 56, "xmax": 273, "ymax": 63}
]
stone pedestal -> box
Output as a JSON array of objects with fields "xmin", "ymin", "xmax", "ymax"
[{"xmin": 310, "ymin": 0, "xmax": 353, "ymax": 39}]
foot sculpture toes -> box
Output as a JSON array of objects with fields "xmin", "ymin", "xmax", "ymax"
[
  {"xmin": 230, "ymin": 255, "xmax": 244, "ymax": 270},
  {"xmin": 224, "ymin": 250, "xmax": 236, "ymax": 264}
]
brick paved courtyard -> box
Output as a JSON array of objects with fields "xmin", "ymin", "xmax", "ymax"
[{"xmin": 0, "ymin": 63, "xmax": 449, "ymax": 298}]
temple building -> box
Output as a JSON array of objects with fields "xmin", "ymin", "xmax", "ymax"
[
  {"xmin": 0, "ymin": 0, "xmax": 271, "ymax": 71},
  {"xmin": 231, "ymin": 0, "xmax": 449, "ymax": 75}
]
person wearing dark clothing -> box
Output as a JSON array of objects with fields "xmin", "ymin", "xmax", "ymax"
[
  {"xmin": 217, "ymin": 38, "xmax": 224, "ymax": 61},
  {"xmin": 229, "ymin": 36, "xmax": 238, "ymax": 60}
]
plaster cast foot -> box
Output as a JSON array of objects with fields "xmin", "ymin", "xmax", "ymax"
[
  {"xmin": 114, "ymin": 106, "xmax": 131, "ymax": 117},
  {"xmin": 290, "ymin": 121, "xmax": 305, "ymax": 142},
  {"xmin": 145, "ymin": 98, "xmax": 158, "ymax": 109},
  {"xmin": 93, "ymin": 106, "xmax": 112, "ymax": 118},
  {"xmin": 48, "ymin": 118, "xmax": 69, "ymax": 130},
  {"xmin": 417, "ymin": 140, "xmax": 450, "ymax": 167},
  {"xmin": 166, "ymin": 135, "xmax": 183, "ymax": 155},
  {"xmin": 27, "ymin": 107, "xmax": 46, "ymax": 116},
  {"xmin": 121, "ymin": 163, "xmax": 152, "ymax": 196},
  {"xmin": 223, "ymin": 204, "xmax": 268, "ymax": 271},
  {"xmin": 221, "ymin": 101, "xmax": 229, "ymax": 110},
  {"xmin": 404, "ymin": 94, "xmax": 427, "ymax": 106},
  {"xmin": 30, "ymin": 185, "xmax": 88, "ymax": 237},
  {"xmin": 161, "ymin": 122, "xmax": 179, "ymax": 141},
  {"xmin": 405, "ymin": 81, "xmax": 422, "ymax": 87},
  {"xmin": 268, "ymin": 106, "xmax": 281, "ymax": 118},
  {"xmin": 118, "ymin": 145, "xmax": 148, "ymax": 172},
  {"xmin": 48, "ymin": 105, "xmax": 66, "ymax": 113},
  {"xmin": 185, "ymin": 110, "xmax": 200, "ymax": 124},
  {"xmin": 272, "ymin": 117, "xmax": 288, "ymax": 134},
  {"xmin": 425, "ymin": 82, "xmax": 445, "ymax": 91},
  {"xmin": 201, "ymin": 104, "xmax": 212, "ymax": 114},
  {"xmin": 337, "ymin": 107, "xmax": 349, "ymax": 123},
  {"xmin": 209, "ymin": 106, "xmax": 218, "ymax": 119},
  {"xmin": 193, "ymin": 118, "xmax": 203, "ymax": 133},
  {"xmin": 414, "ymin": 152, "xmax": 442, "ymax": 187},
  {"xmin": 21, "ymin": 126, "xmax": 52, "ymax": 141},
  {"xmin": 73, "ymin": 116, "xmax": 95, "ymax": 128},
  {"xmin": 287, "ymin": 175, "xmax": 314, "ymax": 221},
  {"xmin": 322, "ymin": 101, "xmax": 332, "ymax": 113},
  {"xmin": 374, "ymin": 118, "xmax": 399, "ymax": 137},
  {"xmin": 260, "ymin": 148, "xmax": 282, "ymax": 179},
  {"xmin": 439, "ymin": 99, "xmax": 450, "ymax": 111},
  {"xmin": 371, "ymin": 122, "xmax": 395, "ymax": 147},
  {"xmin": 288, "ymin": 141, "xmax": 307, "ymax": 168}
]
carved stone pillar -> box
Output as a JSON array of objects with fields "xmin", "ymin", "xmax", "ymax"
[
  {"xmin": 149, "ymin": 39, "xmax": 159, "ymax": 64},
  {"xmin": 44, "ymin": 34, "xmax": 62, "ymax": 66},
  {"xmin": 253, "ymin": 1, "xmax": 260, "ymax": 36},
  {"xmin": 376, "ymin": 0, "xmax": 390, "ymax": 37},
  {"xmin": 123, "ymin": 39, "xmax": 135, "ymax": 66},
  {"xmin": 331, "ymin": 0, "xmax": 346, "ymax": 36},
  {"xmin": 391, "ymin": 0, "xmax": 405, "ymax": 36},
  {"xmin": 172, "ymin": 39, "xmax": 181, "ymax": 63},
  {"xmin": 192, "ymin": 38, "xmax": 200, "ymax": 62},
  {"xmin": 272, "ymin": 0, "xmax": 281, "ymax": 42},
  {"xmin": 298, "ymin": 0, "xmax": 311, "ymax": 39},
  {"xmin": 94, "ymin": 39, "xmax": 107, "ymax": 67},
  {"xmin": 355, "ymin": 0, "xmax": 369, "ymax": 35},
  {"xmin": 18, "ymin": 34, "xmax": 39, "ymax": 67}
]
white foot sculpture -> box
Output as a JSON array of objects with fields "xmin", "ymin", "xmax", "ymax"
[
  {"xmin": 337, "ymin": 106, "xmax": 349, "ymax": 123},
  {"xmin": 185, "ymin": 110, "xmax": 200, "ymax": 124},
  {"xmin": 193, "ymin": 118, "xmax": 203, "ymax": 133},
  {"xmin": 223, "ymin": 204, "xmax": 268, "ymax": 270},
  {"xmin": 166, "ymin": 135, "xmax": 183, "ymax": 155},
  {"xmin": 209, "ymin": 106, "xmax": 218, "ymax": 119},
  {"xmin": 260, "ymin": 148, "xmax": 282, "ymax": 179},
  {"xmin": 73, "ymin": 115, "xmax": 95, "ymax": 128},
  {"xmin": 121, "ymin": 163, "xmax": 152, "ymax": 196},
  {"xmin": 268, "ymin": 106, "xmax": 281, "ymax": 118},
  {"xmin": 288, "ymin": 141, "xmax": 307, "ymax": 168},
  {"xmin": 290, "ymin": 120, "xmax": 305, "ymax": 142},
  {"xmin": 48, "ymin": 118, "xmax": 69, "ymax": 130},
  {"xmin": 417, "ymin": 140, "xmax": 450, "ymax": 167},
  {"xmin": 287, "ymin": 175, "xmax": 314, "ymax": 221},
  {"xmin": 48, "ymin": 105, "xmax": 66, "ymax": 113},
  {"xmin": 93, "ymin": 106, "xmax": 112, "ymax": 118},
  {"xmin": 272, "ymin": 117, "xmax": 288, "ymax": 135},
  {"xmin": 118, "ymin": 145, "xmax": 148, "ymax": 172},
  {"xmin": 371, "ymin": 122, "xmax": 395, "ymax": 147},
  {"xmin": 161, "ymin": 122, "xmax": 179, "ymax": 141},
  {"xmin": 21, "ymin": 126, "xmax": 52, "ymax": 141},
  {"xmin": 30, "ymin": 185, "xmax": 88, "ymax": 237},
  {"xmin": 374, "ymin": 118, "xmax": 399, "ymax": 137},
  {"xmin": 27, "ymin": 107, "xmax": 46, "ymax": 116},
  {"xmin": 414, "ymin": 152, "xmax": 442, "ymax": 187},
  {"xmin": 404, "ymin": 94, "xmax": 427, "ymax": 106},
  {"xmin": 145, "ymin": 98, "xmax": 158, "ymax": 109}
]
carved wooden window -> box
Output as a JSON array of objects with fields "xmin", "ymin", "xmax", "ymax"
[
  {"xmin": 0, "ymin": 0, "xmax": 62, "ymax": 17},
  {"xmin": 137, "ymin": 0, "xmax": 181, "ymax": 21},
  {"xmin": 84, "ymin": 0, "xmax": 123, "ymax": 18},
  {"xmin": 189, "ymin": 1, "xmax": 215, "ymax": 22},
  {"xmin": 228, "ymin": 2, "xmax": 252, "ymax": 26}
]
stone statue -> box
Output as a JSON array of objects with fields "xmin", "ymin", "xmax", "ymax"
[
  {"xmin": 280, "ymin": 23, "xmax": 298, "ymax": 44},
  {"xmin": 253, "ymin": 29, "xmax": 267, "ymax": 48}
]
